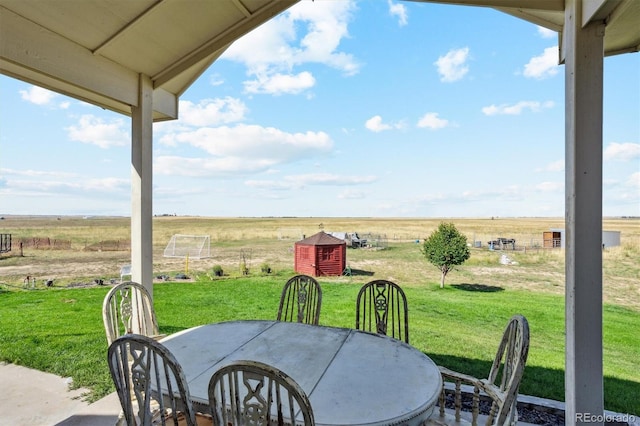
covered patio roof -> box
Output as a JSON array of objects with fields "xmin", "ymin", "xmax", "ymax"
[
  {"xmin": 1, "ymin": 1, "xmax": 638, "ymax": 425},
  {"xmin": 419, "ymin": 0, "xmax": 639, "ymax": 56},
  {"xmin": 2, "ymin": 1, "xmax": 637, "ymax": 118},
  {"xmin": 0, "ymin": 0, "xmax": 297, "ymax": 120}
]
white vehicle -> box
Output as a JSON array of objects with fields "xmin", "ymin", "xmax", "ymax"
[
  {"xmin": 347, "ymin": 232, "xmax": 367, "ymax": 248},
  {"xmin": 328, "ymin": 232, "xmax": 367, "ymax": 248}
]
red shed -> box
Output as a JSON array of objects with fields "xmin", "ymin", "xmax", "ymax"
[{"xmin": 294, "ymin": 231, "xmax": 346, "ymax": 277}]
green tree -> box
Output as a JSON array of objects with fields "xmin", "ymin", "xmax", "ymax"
[{"xmin": 421, "ymin": 222, "xmax": 470, "ymax": 288}]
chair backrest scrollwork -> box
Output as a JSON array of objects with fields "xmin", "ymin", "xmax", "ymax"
[
  {"xmin": 208, "ymin": 360, "xmax": 315, "ymax": 426},
  {"xmin": 356, "ymin": 280, "xmax": 409, "ymax": 343},
  {"xmin": 277, "ymin": 275, "xmax": 322, "ymax": 325},
  {"xmin": 103, "ymin": 281, "xmax": 160, "ymax": 346},
  {"xmin": 108, "ymin": 334, "xmax": 199, "ymax": 426}
]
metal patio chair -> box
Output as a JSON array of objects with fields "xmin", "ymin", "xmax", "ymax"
[
  {"xmin": 208, "ymin": 360, "xmax": 315, "ymax": 426},
  {"xmin": 355, "ymin": 279, "xmax": 409, "ymax": 343},
  {"xmin": 429, "ymin": 314, "xmax": 530, "ymax": 426},
  {"xmin": 103, "ymin": 281, "xmax": 163, "ymax": 346},
  {"xmin": 277, "ymin": 275, "xmax": 322, "ymax": 325},
  {"xmin": 108, "ymin": 334, "xmax": 211, "ymax": 426}
]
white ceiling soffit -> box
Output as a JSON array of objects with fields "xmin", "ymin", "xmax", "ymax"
[
  {"xmin": 0, "ymin": 0, "xmax": 299, "ymax": 121},
  {"xmin": 411, "ymin": 0, "xmax": 640, "ymax": 59}
]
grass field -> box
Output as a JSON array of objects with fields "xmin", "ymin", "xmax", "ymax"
[
  {"xmin": 0, "ymin": 215, "xmax": 639, "ymax": 415},
  {"xmin": 1, "ymin": 215, "xmax": 638, "ymax": 309}
]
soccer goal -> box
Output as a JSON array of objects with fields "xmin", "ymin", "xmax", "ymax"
[{"xmin": 163, "ymin": 234, "xmax": 210, "ymax": 259}]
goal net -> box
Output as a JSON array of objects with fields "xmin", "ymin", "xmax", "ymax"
[{"xmin": 163, "ymin": 234, "xmax": 210, "ymax": 259}]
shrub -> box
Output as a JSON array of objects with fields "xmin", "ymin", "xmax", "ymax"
[{"xmin": 212, "ymin": 265, "xmax": 224, "ymax": 277}]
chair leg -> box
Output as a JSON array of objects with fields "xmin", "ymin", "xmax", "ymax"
[{"xmin": 115, "ymin": 410, "xmax": 126, "ymax": 426}]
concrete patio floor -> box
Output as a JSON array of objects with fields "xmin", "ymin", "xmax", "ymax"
[{"xmin": 0, "ymin": 362, "xmax": 120, "ymax": 426}]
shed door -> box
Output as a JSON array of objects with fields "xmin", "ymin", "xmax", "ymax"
[{"xmin": 317, "ymin": 246, "xmax": 339, "ymax": 275}]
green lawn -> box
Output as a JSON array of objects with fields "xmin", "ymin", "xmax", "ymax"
[{"xmin": 0, "ymin": 271, "xmax": 638, "ymax": 415}]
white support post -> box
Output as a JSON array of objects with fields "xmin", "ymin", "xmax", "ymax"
[
  {"xmin": 564, "ymin": 0, "xmax": 605, "ymax": 424},
  {"xmin": 131, "ymin": 74, "xmax": 154, "ymax": 297}
]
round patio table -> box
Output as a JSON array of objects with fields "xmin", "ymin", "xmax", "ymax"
[{"xmin": 161, "ymin": 320, "xmax": 441, "ymax": 426}]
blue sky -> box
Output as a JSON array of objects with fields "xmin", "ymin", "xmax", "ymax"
[{"xmin": 1, "ymin": 0, "xmax": 638, "ymax": 218}]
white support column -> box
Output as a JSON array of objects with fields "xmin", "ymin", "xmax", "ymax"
[
  {"xmin": 130, "ymin": 74, "xmax": 154, "ymax": 296},
  {"xmin": 564, "ymin": 0, "xmax": 605, "ymax": 424}
]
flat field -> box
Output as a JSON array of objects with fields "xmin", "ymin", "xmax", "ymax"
[
  {"xmin": 1, "ymin": 215, "xmax": 639, "ymax": 311},
  {"xmin": 1, "ymin": 215, "xmax": 639, "ymax": 414}
]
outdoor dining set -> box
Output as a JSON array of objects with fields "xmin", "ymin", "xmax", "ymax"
[{"xmin": 102, "ymin": 275, "xmax": 530, "ymax": 426}]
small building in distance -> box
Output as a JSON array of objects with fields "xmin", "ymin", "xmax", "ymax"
[
  {"xmin": 294, "ymin": 231, "xmax": 346, "ymax": 277},
  {"xmin": 543, "ymin": 229, "xmax": 621, "ymax": 249}
]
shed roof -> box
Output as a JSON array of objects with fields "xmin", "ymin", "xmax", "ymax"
[{"xmin": 297, "ymin": 231, "xmax": 346, "ymax": 246}]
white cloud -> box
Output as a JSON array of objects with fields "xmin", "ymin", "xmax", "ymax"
[
  {"xmin": 482, "ymin": 100, "xmax": 555, "ymax": 116},
  {"xmin": 0, "ymin": 168, "xmax": 77, "ymax": 178},
  {"xmin": 537, "ymin": 26, "xmax": 556, "ymax": 39},
  {"xmin": 166, "ymin": 125, "xmax": 332, "ymax": 158},
  {"xmin": 523, "ymin": 46, "xmax": 560, "ymax": 79},
  {"xmin": 245, "ymin": 173, "xmax": 376, "ymax": 191},
  {"xmin": 66, "ymin": 115, "xmax": 129, "ymax": 148},
  {"xmin": 20, "ymin": 86, "xmax": 57, "ymax": 105},
  {"xmin": 155, "ymin": 156, "xmax": 276, "ymax": 176},
  {"xmin": 536, "ymin": 181, "xmax": 563, "ymax": 192},
  {"xmin": 604, "ymin": 177, "xmax": 620, "ymax": 187},
  {"xmin": 3, "ymin": 176, "xmax": 128, "ymax": 194},
  {"xmin": 536, "ymin": 160, "xmax": 564, "ymax": 172},
  {"xmin": 287, "ymin": 1, "xmax": 359, "ymax": 73},
  {"xmin": 244, "ymin": 72, "xmax": 316, "ymax": 95},
  {"xmin": 292, "ymin": 173, "xmax": 376, "ymax": 185},
  {"xmin": 156, "ymin": 124, "xmax": 333, "ymax": 176},
  {"xmin": 178, "ymin": 98, "xmax": 248, "ymax": 127},
  {"xmin": 414, "ymin": 185, "xmax": 525, "ymax": 205},
  {"xmin": 82, "ymin": 177, "xmax": 130, "ymax": 192},
  {"xmin": 222, "ymin": 13, "xmax": 297, "ymax": 71},
  {"xmin": 244, "ymin": 179, "xmax": 300, "ymax": 190},
  {"xmin": 209, "ymin": 73, "xmax": 224, "ymax": 86},
  {"xmin": 434, "ymin": 47, "xmax": 469, "ymax": 83},
  {"xmin": 627, "ymin": 172, "xmax": 640, "ymax": 189},
  {"xmin": 338, "ymin": 189, "xmax": 367, "ymax": 199},
  {"xmin": 604, "ymin": 142, "xmax": 640, "ymax": 161},
  {"xmin": 364, "ymin": 116, "xmax": 405, "ymax": 132},
  {"xmin": 459, "ymin": 185, "xmax": 523, "ymax": 201},
  {"xmin": 222, "ymin": 0, "xmax": 359, "ymax": 95},
  {"xmin": 365, "ymin": 115, "xmax": 392, "ymax": 132},
  {"xmin": 417, "ymin": 112, "xmax": 449, "ymax": 130},
  {"xmin": 388, "ymin": 0, "xmax": 408, "ymax": 26}
]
